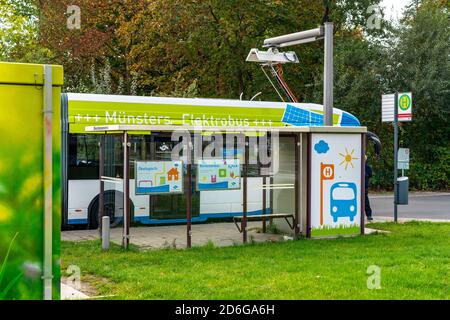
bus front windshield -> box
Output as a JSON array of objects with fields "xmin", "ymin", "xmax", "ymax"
[{"xmin": 332, "ymin": 187, "xmax": 355, "ymax": 200}]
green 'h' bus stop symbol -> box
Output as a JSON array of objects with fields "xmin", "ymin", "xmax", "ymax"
[{"xmin": 399, "ymin": 94, "xmax": 411, "ymax": 111}]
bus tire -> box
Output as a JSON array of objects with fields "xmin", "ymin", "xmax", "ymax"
[{"xmin": 88, "ymin": 191, "xmax": 134, "ymax": 230}]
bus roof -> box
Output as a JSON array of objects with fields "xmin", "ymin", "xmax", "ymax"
[{"xmin": 64, "ymin": 93, "xmax": 360, "ymax": 134}]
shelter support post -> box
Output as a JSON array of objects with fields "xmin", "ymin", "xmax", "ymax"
[
  {"xmin": 186, "ymin": 163, "xmax": 192, "ymax": 248},
  {"xmin": 361, "ymin": 133, "xmax": 366, "ymax": 235},
  {"xmin": 123, "ymin": 132, "xmax": 130, "ymax": 249},
  {"xmin": 269, "ymin": 176, "xmax": 274, "ymax": 225},
  {"xmin": 98, "ymin": 135, "xmax": 105, "ymax": 236},
  {"xmin": 306, "ymin": 133, "xmax": 312, "ymax": 239},
  {"xmin": 300, "ymin": 133, "xmax": 308, "ymax": 236},
  {"xmin": 242, "ymin": 136, "xmax": 249, "ymax": 244},
  {"xmin": 262, "ymin": 176, "xmax": 267, "ymax": 233},
  {"xmin": 294, "ymin": 134, "xmax": 300, "ymax": 238}
]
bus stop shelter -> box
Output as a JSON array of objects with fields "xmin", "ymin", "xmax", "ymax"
[{"xmin": 86, "ymin": 124, "xmax": 367, "ymax": 249}]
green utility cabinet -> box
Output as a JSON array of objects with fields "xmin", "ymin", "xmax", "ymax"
[{"xmin": 0, "ymin": 62, "xmax": 63, "ymax": 300}]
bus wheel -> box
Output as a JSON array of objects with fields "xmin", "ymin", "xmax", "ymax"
[{"xmin": 88, "ymin": 191, "xmax": 133, "ymax": 230}]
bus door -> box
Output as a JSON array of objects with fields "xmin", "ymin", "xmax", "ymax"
[{"xmin": 104, "ymin": 135, "xmax": 126, "ymax": 225}]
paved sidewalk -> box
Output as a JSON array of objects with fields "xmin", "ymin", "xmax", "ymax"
[
  {"xmin": 62, "ymin": 222, "xmax": 285, "ymax": 249},
  {"xmin": 61, "ymin": 283, "xmax": 89, "ymax": 300},
  {"xmin": 62, "ymin": 221, "xmax": 389, "ymax": 249},
  {"xmin": 371, "ymin": 216, "xmax": 450, "ymax": 223}
]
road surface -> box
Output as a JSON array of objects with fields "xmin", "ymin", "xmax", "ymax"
[{"xmin": 369, "ymin": 192, "xmax": 450, "ymax": 220}]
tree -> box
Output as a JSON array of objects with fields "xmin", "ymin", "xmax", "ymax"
[
  {"xmin": 387, "ymin": 0, "xmax": 450, "ymax": 189},
  {"xmin": 0, "ymin": 0, "xmax": 52, "ymax": 62},
  {"xmin": 38, "ymin": 0, "xmax": 384, "ymax": 99}
]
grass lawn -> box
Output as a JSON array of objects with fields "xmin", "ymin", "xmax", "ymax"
[{"xmin": 61, "ymin": 221, "xmax": 450, "ymax": 300}]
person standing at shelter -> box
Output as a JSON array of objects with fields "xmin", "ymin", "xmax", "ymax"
[{"xmin": 365, "ymin": 156, "xmax": 374, "ymax": 221}]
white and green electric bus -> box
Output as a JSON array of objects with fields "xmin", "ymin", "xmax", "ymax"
[{"xmin": 61, "ymin": 93, "xmax": 362, "ymax": 229}]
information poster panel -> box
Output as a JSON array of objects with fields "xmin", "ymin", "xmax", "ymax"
[
  {"xmin": 398, "ymin": 148, "xmax": 410, "ymax": 170},
  {"xmin": 135, "ymin": 161, "xmax": 183, "ymax": 195},
  {"xmin": 310, "ymin": 134, "xmax": 362, "ymax": 237},
  {"xmin": 197, "ymin": 159, "xmax": 241, "ymax": 191}
]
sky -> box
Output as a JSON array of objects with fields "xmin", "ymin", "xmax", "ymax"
[{"xmin": 381, "ymin": 0, "xmax": 411, "ymax": 21}]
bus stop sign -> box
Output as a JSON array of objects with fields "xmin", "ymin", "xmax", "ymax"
[
  {"xmin": 321, "ymin": 163, "xmax": 335, "ymax": 180},
  {"xmin": 397, "ymin": 92, "xmax": 412, "ymax": 122},
  {"xmin": 382, "ymin": 92, "xmax": 412, "ymax": 122}
]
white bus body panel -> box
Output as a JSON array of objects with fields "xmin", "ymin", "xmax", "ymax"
[
  {"xmin": 68, "ymin": 180, "xmax": 99, "ymax": 224},
  {"xmin": 67, "ymin": 178, "xmax": 269, "ymax": 224}
]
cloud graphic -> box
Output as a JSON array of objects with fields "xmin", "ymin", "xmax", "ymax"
[{"xmin": 314, "ymin": 140, "xmax": 330, "ymax": 154}]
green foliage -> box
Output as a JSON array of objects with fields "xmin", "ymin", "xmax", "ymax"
[
  {"xmin": 3, "ymin": 0, "xmax": 449, "ymax": 190},
  {"xmin": 170, "ymin": 77, "xmax": 199, "ymax": 98},
  {"xmin": 409, "ymin": 147, "xmax": 450, "ymax": 190},
  {"xmin": 0, "ymin": 0, "xmax": 52, "ymax": 63},
  {"xmin": 320, "ymin": 0, "xmax": 450, "ymax": 191},
  {"xmin": 376, "ymin": 0, "xmax": 450, "ymax": 190},
  {"xmin": 265, "ymin": 222, "xmax": 281, "ymax": 235},
  {"xmin": 39, "ymin": 0, "xmax": 382, "ymax": 99}
]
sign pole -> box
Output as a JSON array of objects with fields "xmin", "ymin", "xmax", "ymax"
[
  {"xmin": 393, "ymin": 92, "xmax": 399, "ymax": 223},
  {"xmin": 323, "ymin": 22, "xmax": 334, "ymax": 126},
  {"xmin": 383, "ymin": 91, "xmax": 411, "ymax": 222}
]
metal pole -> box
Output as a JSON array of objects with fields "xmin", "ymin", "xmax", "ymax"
[
  {"xmin": 98, "ymin": 136, "xmax": 105, "ymax": 237},
  {"xmin": 323, "ymin": 22, "xmax": 334, "ymax": 126},
  {"xmin": 186, "ymin": 163, "xmax": 192, "ymax": 248},
  {"xmin": 263, "ymin": 27, "xmax": 323, "ymax": 47},
  {"xmin": 242, "ymin": 136, "xmax": 249, "ymax": 244},
  {"xmin": 42, "ymin": 65, "xmax": 53, "ymax": 300},
  {"xmin": 361, "ymin": 134, "xmax": 366, "ymax": 235},
  {"xmin": 294, "ymin": 134, "xmax": 300, "ymax": 238},
  {"xmin": 123, "ymin": 132, "xmax": 130, "ymax": 249},
  {"xmin": 394, "ymin": 92, "xmax": 399, "ymax": 223},
  {"xmin": 262, "ymin": 176, "xmax": 267, "ymax": 233},
  {"xmin": 306, "ymin": 134, "xmax": 312, "ymax": 239},
  {"xmin": 269, "ymin": 176, "xmax": 274, "ymax": 225}
]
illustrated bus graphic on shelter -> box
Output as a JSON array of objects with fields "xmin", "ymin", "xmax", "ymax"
[{"xmin": 330, "ymin": 182, "xmax": 358, "ymax": 222}]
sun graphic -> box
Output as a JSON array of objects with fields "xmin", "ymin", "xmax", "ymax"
[{"xmin": 339, "ymin": 148, "xmax": 359, "ymax": 170}]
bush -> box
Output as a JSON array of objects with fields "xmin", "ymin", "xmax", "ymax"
[
  {"xmin": 369, "ymin": 146, "xmax": 450, "ymax": 191},
  {"xmin": 409, "ymin": 147, "xmax": 450, "ymax": 190}
]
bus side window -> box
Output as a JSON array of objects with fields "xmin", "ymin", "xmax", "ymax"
[
  {"xmin": 68, "ymin": 134, "xmax": 78, "ymax": 167},
  {"xmin": 68, "ymin": 134, "xmax": 100, "ymax": 180}
]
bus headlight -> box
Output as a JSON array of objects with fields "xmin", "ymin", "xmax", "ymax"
[
  {"xmin": 332, "ymin": 206, "xmax": 338, "ymax": 213},
  {"xmin": 350, "ymin": 205, "xmax": 355, "ymax": 212}
]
